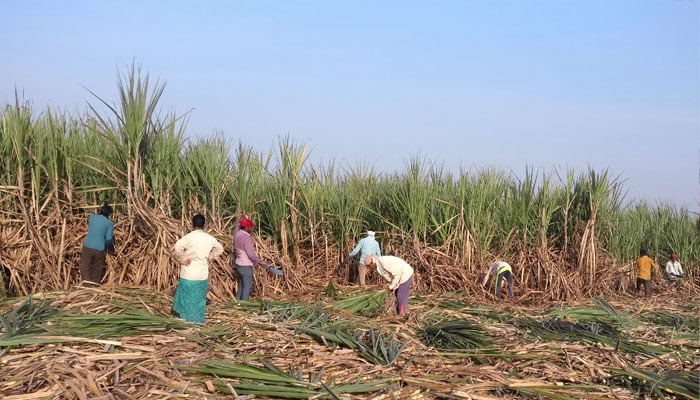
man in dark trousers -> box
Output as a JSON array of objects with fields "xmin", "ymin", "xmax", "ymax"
[
  {"xmin": 79, "ymin": 203, "xmax": 115, "ymax": 287},
  {"xmin": 483, "ymin": 261, "xmax": 514, "ymax": 299}
]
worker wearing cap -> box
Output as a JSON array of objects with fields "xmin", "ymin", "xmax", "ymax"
[
  {"xmin": 233, "ymin": 216, "xmax": 267, "ymax": 300},
  {"xmin": 482, "ymin": 261, "xmax": 514, "ymax": 299},
  {"xmin": 665, "ymin": 253, "xmax": 684, "ymax": 293},
  {"xmin": 349, "ymin": 230, "xmax": 381, "ymax": 286}
]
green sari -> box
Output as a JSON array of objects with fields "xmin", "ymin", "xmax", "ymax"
[{"xmin": 172, "ymin": 278, "xmax": 209, "ymax": 324}]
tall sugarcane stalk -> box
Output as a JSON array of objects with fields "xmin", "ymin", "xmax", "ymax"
[{"xmin": 0, "ymin": 62, "xmax": 697, "ymax": 299}]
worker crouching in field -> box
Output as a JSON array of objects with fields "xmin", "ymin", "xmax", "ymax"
[
  {"xmin": 365, "ymin": 255, "xmax": 414, "ymax": 317},
  {"xmin": 482, "ymin": 261, "xmax": 514, "ymax": 300}
]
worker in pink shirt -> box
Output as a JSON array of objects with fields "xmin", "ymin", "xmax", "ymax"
[{"xmin": 233, "ymin": 215, "xmax": 268, "ymax": 300}]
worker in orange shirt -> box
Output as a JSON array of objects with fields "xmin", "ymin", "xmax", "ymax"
[{"xmin": 635, "ymin": 248, "xmax": 659, "ymax": 297}]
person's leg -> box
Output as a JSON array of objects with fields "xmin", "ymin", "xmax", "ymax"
[
  {"xmin": 194, "ymin": 280, "xmax": 209, "ymax": 324},
  {"xmin": 172, "ymin": 279, "xmax": 185, "ymax": 318},
  {"xmin": 643, "ymin": 279, "xmax": 651, "ymax": 297},
  {"xmin": 395, "ymin": 278, "xmax": 412, "ymax": 316},
  {"xmin": 495, "ymin": 272, "xmax": 504, "ymax": 298},
  {"xmin": 79, "ymin": 246, "xmax": 92, "ymax": 283},
  {"xmin": 235, "ymin": 266, "xmax": 243, "ymax": 299},
  {"xmin": 236, "ymin": 265, "xmax": 254, "ymax": 300},
  {"xmin": 358, "ymin": 264, "xmax": 367, "ymax": 286},
  {"xmin": 90, "ymin": 250, "xmax": 107, "ymax": 285},
  {"xmin": 505, "ymin": 271, "xmax": 513, "ymax": 298},
  {"xmin": 235, "ymin": 265, "xmax": 243, "ymax": 299},
  {"xmin": 81, "ymin": 247, "xmax": 105, "ymax": 286},
  {"xmin": 635, "ymin": 278, "xmax": 643, "ymax": 295}
]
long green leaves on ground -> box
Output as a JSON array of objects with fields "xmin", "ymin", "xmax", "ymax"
[
  {"xmin": 2, "ymin": 289, "xmax": 698, "ymax": 399},
  {"xmin": 420, "ymin": 320, "xmax": 490, "ymax": 350},
  {"xmin": 0, "ymin": 296, "xmax": 55, "ymax": 340}
]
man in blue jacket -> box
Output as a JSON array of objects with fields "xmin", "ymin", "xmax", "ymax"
[
  {"xmin": 80, "ymin": 203, "xmax": 115, "ymax": 287},
  {"xmin": 349, "ymin": 230, "xmax": 381, "ymax": 286}
]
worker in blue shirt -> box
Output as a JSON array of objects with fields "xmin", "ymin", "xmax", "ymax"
[
  {"xmin": 349, "ymin": 230, "xmax": 381, "ymax": 286},
  {"xmin": 80, "ymin": 203, "xmax": 115, "ymax": 287}
]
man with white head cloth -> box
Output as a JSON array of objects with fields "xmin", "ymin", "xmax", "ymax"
[{"xmin": 348, "ymin": 230, "xmax": 381, "ymax": 286}]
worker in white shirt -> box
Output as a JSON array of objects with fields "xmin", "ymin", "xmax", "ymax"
[
  {"xmin": 171, "ymin": 214, "xmax": 224, "ymax": 324},
  {"xmin": 665, "ymin": 253, "xmax": 684, "ymax": 293},
  {"xmin": 482, "ymin": 261, "xmax": 514, "ymax": 299},
  {"xmin": 365, "ymin": 255, "xmax": 413, "ymax": 317}
]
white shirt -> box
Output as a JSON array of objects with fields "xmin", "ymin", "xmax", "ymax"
[
  {"xmin": 172, "ymin": 229, "xmax": 224, "ymax": 281},
  {"xmin": 665, "ymin": 260, "xmax": 683, "ymax": 276},
  {"xmin": 374, "ymin": 256, "xmax": 414, "ymax": 290},
  {"xmin": 482, "ymin": 261, "xmax": 512, "ymax": 285}
]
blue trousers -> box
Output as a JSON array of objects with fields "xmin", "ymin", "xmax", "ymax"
[
  {"xmin": 235, "ymin": 264, "xmax": 254, "ymax": 300},
  {"xmin": 495, "ymin": 270, "xmax": 513, "ymax": 298}
]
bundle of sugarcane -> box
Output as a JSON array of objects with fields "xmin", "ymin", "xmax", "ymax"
[
  {"xmin": 175, "ymin": 360, "xmax": 399, "ymax": 398},
  {"xmin": 641, "ymin": 309, "xmax": 699, "ymax": 332},
  {"xmin": 383, "ymin": 289, "xmax": 395, "ymax": 315},
  {"xmin": 293, "ymin": 323, "xmax": 408, "ymax": 366},
  {"xmin": 355, "ymin": 328, "xmax": 408, "ymax": 366},
  {"xmin": 0, "ymin": 296, "xmax": 55, "ymax": 340},
  {"xmin": 518, "ymin": 317, "xmax": 676, "ymax": 357},
  {"xmin": 332, "ymin": 290, "xmax": 388, "ymax": 316},
  {"xmin": 420, "ymin": 319, "xmax": 490, "ymax": 350},
  {"xmin": 545, "ymin": 298, "xmax": 636, "ymax": 330},
  {"xmin": 606, "ymin": 366, "xmax": 699, "ymax": 400}
]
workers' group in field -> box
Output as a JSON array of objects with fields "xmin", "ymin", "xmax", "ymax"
[
  {"xmin": 635, "ymin": 248, "xmax": 684, "ymax": 297},
  {"xmin": 79, "ymin": 204, "xmax": 686, "ymax": 324}
]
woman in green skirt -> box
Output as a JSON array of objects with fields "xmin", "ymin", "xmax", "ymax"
[{"xmin": 171, "ymin": 214, "xmax": 224, "ymax": 323}]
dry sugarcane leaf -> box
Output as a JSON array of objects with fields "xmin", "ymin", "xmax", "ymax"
[{"xmin": 4, "ymin": 390, "xmax": 58, "ymax": 400}]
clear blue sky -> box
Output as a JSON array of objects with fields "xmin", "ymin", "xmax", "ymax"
[{"xmin": 1, "ymin": 1, "xmax": 698, "ymax": 211}]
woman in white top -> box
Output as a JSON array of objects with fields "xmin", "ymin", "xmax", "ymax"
[{"xmin": 171, "ymin": 214, "xmax": 224, "ymax": 324}]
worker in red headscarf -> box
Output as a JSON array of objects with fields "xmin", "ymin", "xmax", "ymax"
[
  {"xmin": 233, "ymin": 214, "xmax": 268, "ymax": 300},
  {"xmin": 665, "ymin": 253, "xmax": 684, "ymax": 293}
]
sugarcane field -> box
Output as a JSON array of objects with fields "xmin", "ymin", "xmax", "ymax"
[{"xmin": 1, "ymin": 69, "xmax": 699, "ymax": 400}]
